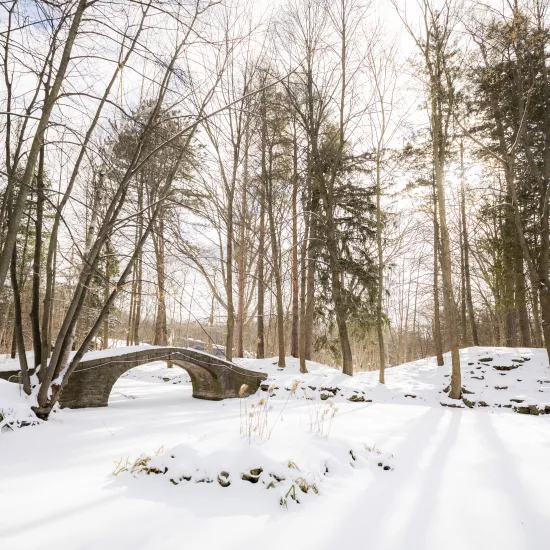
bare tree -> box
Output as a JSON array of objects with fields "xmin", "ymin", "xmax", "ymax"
[{"xmin": 396, "ymin": 0, "xmax": 462, "ymax": 398}]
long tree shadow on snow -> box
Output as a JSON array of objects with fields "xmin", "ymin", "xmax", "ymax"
[
  {"xmin": 313, "ymin": 406, "xmax": 455, "ymax": 549},
  {"xmin": 474, "ymin": 412, "xmax": 548, "ymax": 548}
]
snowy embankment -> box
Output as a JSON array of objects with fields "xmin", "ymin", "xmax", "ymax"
[{"xmin": 235, "ymin": 346, "xmax": 550, "ymax": 415}]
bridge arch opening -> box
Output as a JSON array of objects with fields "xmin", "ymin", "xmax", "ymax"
[
  {"xmin": 108, "ymin": 360, "xmax": 193, "ymax": 406},
  {"xmin": 105, "ymin": 359, "xmax": 224, "ymax": 407}
]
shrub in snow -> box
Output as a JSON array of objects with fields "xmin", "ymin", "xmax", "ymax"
[
  {"xmin": 115, "ymin": 440, "xmax": 394, "ymax": 509},
  {"xmin": 0, "ymin": 380, "xmax": 41, "ymax": 433},
  {"xmin": 0, "ymin": 408, "xmax": 41, "ymax": 432},
  {"xmin": 239, "ymin": 380, "xmax": 341, "ymax": 441},
  {"xmin": 239, "ymin": 383, "xmax": 274, "ymax": 442},
  {"xmin": 239, "ymin": 381, "xmax": 307, "ymax": 442},
  {"xmin": 302, "ymin": 389, "xmax": 339, "ymax": 438}
]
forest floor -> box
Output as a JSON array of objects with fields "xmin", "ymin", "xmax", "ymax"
[{"xmin": 1, "ymin": 347, "xmax": 550, "ymax": 549}]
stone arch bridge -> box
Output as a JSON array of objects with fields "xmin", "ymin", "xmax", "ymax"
[{"xmin": 0, "ymin": 346, "xmax": 267, "ymax": 409}]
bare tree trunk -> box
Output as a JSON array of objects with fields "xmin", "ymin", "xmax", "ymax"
[
  {"xmin": 186, "ymin": 275, "xmax": 197, "ymax": 345},
  {"xmin": 127, "ymin": 269, "xmax": 135, "ymax": 346},
  {"xmin": 236, "ymin": 132, "xmax": 249, "ymax": 358},
  {"xmin": 10, "ymin": 246, "xmax": 30, "ymax": 394},
  {"xmin": 263, "ymin": 103, "xmax": 285, "ymax": 367},
  {"xmin": 532, "ymin": 283, "xmax": 543, "ymax": 347},
  {"xmin": 153, "ymin": 216, "xmax": 168, "ymax": 346},
  {"xmin": 0, "ymin": 304, "xmax": 12, "ymax": 351},
  {"xmin": 299, "ymin": 206, "xmax": 310, "ymax": 374},
  {"xmin": 540, "ymin": 287, "xmax": 550, "ymax": 353},
  {"xmin": 503, "ymin": 211, "xmax": 518, "ymax": 347},
  {"xmin": 515, "ymin": 250, "xmax": 531, "ymax": 347},
  {"xmin": 30, "ymin": 146, "xmax": 45, "ymax": 368},
  {"xmin": 460, "ymin": 141, "xmax": 479, "ymax": 346},
  {"xmin": 459, "ymin": 194, "xmax": 468, "ymax": 346},
  {"xmin": 267, "ymin": 200, "xmax": 286, "ymax": 368},
  {"xmin": 127, "ymin": 202, "xmax": 141, "ymax": 346},
  {"xmin": 133, "ymin": 182, "xmax": 143, "ymax": 345},
  {"xmin": 102, "ymin": 259, "xmax": 110, "ymax": 350},
  {"xmin": 208, "ymin": 294, "xmax": 215, "ymax": 355},
  {"xmin": 11, "ymin": 199, "xmax": 32, "ymax": 360},
  {"xmin": 376, "ymin": 155, "xmax": 385, "ymax": 383},
  {"xmin": 256, "ymin": 134, "xmax": 266, "ymax": 360},
  {"xmin": 411, "ymin": 261, "xmax": 420, "ymax": 361},
  {"xmin": 397, "ymin": 266, "xmax": 404, "ymax": 365},
  {"xmin": 225, "ymin": 192, "xmax": 235, "ymax": 361},
  {"xmin": 304, "ymin": 175, "xmax": 317, "ymax": 361},
  {"xmin": 81, "ymin": 171, "xmax": 104, "ymax": 353},
  {"xmin": 539, "ymin": 190, "xmax": 550, "ymax": 351},
  {"xmin": 290, "ymin": 117, "xmax": 299, "ymax": 358},
  {"xmin": 304, "ymin": 243, "xmax": 316, "ymax": 360},
  {"xmin": 433, "ymin": 188, "xmax": 444, "ymax": 366},
  {"xmin": 433, "ymin": 131, "xmax": 460, "ymax": 398},
  {"xmin": 402, "ymin": 266, "xmax": 413, "ymax": 364},
  {"xmin": 42, "ymin": 227, "xmax": 57, "ymax": 366}
]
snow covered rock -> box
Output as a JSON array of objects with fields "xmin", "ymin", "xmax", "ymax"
[{"xmin": 115, "ymin": 436, "xmax": 395, "ymax": 509}]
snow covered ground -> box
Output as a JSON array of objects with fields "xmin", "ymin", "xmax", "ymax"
[
  {"xmin": 236, "ymin": 346, "xmax": 550, "ymax": 414},
  {"xmin": 1, "ymin": 347, "xmax": 550, "ymax": 549}
]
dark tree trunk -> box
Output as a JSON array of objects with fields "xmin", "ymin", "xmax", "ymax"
[
  {"xmin": 376, "ymin": 155, "xmax": 385, "ymax": 383},
  {"xmin": 132, "ymin": 179, "xmax": 144, "ymax": 345},
  {"xmin": 236, "ymin": 133, "xmax": 249, "ymax": 358},
  {"xmin": 31, "ymin": 146, "xmax": 45, "ymax": 368},
  {"xmin": 266, "ymin": 147, "xmax": 286, "ymax": 369},
  {"xmin": 433, "ymin": 188, "xmax": 444, "ymax": 366},
  {"xmin": 256, "ymin": 168, "xmax": 266, "ymax": 360},
  {"xmin": 10, "ymin": 246, "xmax": 31, "ymax": 394},
  {"xmin": 290, "ymin": 119, "xmax": 299, "ymax": 358},
  {"xmin": 299, "ymin": 205, "xmax": 310, "ymax": 374},
  {"xmin": 515, "ymin": 250, "xmax": 531, "ymax": 347},
  {"xmin": 225, "ymin": 191, "xmax": 235, "ymax": 361},
  {"xmin": 153, "ymin": 216, "xmax": 167, "ymax": 346},
  {"xmin": 304, "ymin": 186, "xmax": 318, "ymax": 361}
]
